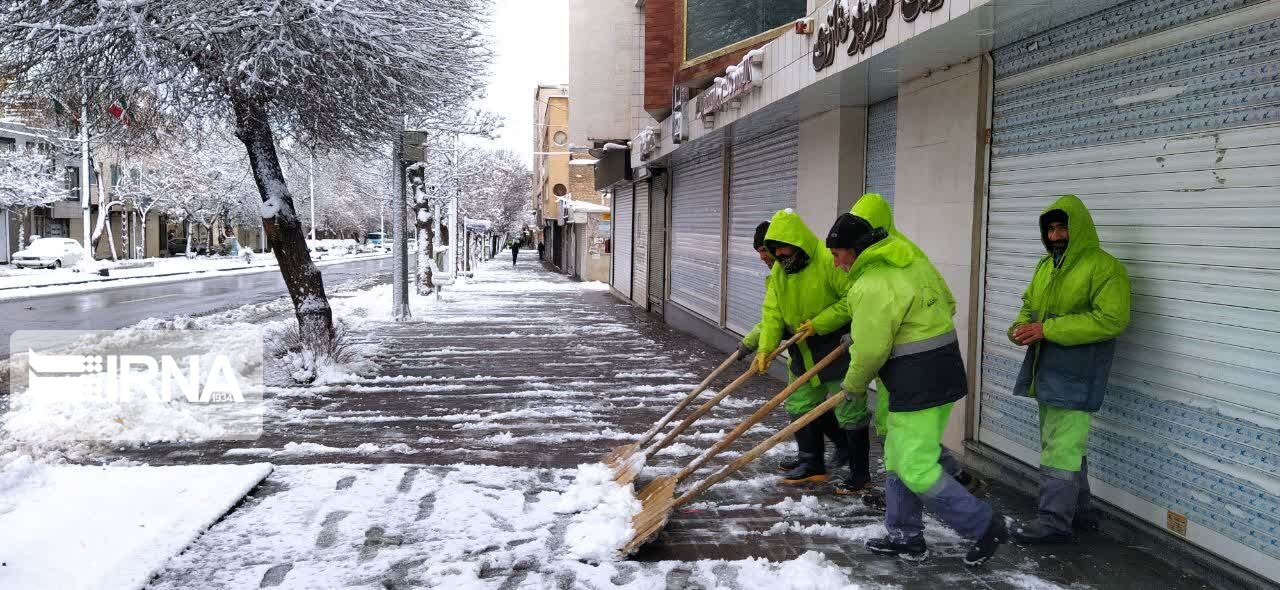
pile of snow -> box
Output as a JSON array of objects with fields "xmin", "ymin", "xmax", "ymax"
[
  {"xmin": 557, "ymin": 462, "xmax": 642, "ymax": 562},
  {"xmin": 0, "ymin": 463, "xmax": 271, "ymax": 590}
]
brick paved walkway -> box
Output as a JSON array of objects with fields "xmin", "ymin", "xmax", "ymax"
[{"xmin": 128, "ymin": 258, "xmax": 1212, "ymax": 589}]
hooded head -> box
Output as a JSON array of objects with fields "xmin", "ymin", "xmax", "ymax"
[
  {"xmin": 764, "ymin": 208, "xmax": 821, "ymax": 274},
  {"xmin": 753, "ymin": 221, "xmax": 775, "ymax": 268},
  {"xmin": 1039, "ymin": 195, "xmax": 1099, "ymax": 266}
]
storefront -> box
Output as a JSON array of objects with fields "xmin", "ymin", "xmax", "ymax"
[
  {"xmin": 667, "ymin": 142, "xmax": 724, "ymax": 325},
  {"xmin": 724, "ymin": 124, "xmax": 799, "ymax": 335},
  {"xmin": 977, "ymin": 1, "xmax": 1280, "ymax": 579}
]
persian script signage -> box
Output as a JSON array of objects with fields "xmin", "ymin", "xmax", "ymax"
[
  {"xmin": 812, "ymin": 0, "xmax": 945, "ymax": 71},
  {"xmin": 695, "ymin": 51, "xmax": 765, "ymax": 119}
]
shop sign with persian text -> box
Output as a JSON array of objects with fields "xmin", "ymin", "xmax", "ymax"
[{"xmin": 812, "ymin": 0, "xmax": 945, "ymax": 71}]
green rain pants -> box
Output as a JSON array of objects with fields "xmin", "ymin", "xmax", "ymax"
[
  {"xmin": 784, "ymin": 376, "xmax": 842, "ymax": 416},
  {"xmin": 884, "ymin": 402, "xmax": 954, "ymax": 495},
  {"xmin": 1039, "ymin": 403, "xmax": 1091, "ymax": 472}
]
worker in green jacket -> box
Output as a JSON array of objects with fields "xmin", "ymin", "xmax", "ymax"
[
  {"xmin": 753, "ymin": 209, "xmax": 859, "ymax": 485},
  {"xmin": 830, "ymin": 194, "xmax": 987, "ymax": 497},
  {"xmin": 739, "ymin": 220, "xmax": 851, "ymax": 479},
  {"xmin": 827, "ymin": 197, "xmax": 1007, "ymax": 565},
  {"xmin": 1008, "ymin": 195, "xmax": 1130, "ymax": 544}
]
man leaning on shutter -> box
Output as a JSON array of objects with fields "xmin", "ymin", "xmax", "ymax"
[{"xmin": 1008, "ymin": 194, "xmax": 1131, "ymax": 544}]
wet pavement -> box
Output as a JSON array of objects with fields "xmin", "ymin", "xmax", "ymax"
[
  {"xmin": 97, "ymin": 257, "xmax": 1212, "ymax": 589},
  {"xmin": 0, "ymin": 256, "xmax": 392, "ymax": 358}
]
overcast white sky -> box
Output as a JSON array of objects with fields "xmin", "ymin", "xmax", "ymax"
[{"xmin": 475, "ymin": 0, "xmax": 570, "ymax": 161}]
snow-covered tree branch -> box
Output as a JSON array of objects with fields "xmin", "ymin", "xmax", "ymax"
[{"xmin": 0, "ymin": 0, "xmax": 494, "ymax": 351}]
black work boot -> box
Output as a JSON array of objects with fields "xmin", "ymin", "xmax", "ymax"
[
  {"xmin": 780, "ymin": 423, "xmax": 827, "ymax": 484},
  {"xmin": 866, "ymin": 536, "xmax": 928, "ymax": 561},
  {"xmin": 817, "ymin": 410, "xmax": 850, "ymax": 467},
  {"xmin": 964, "ymin": 513, "xmax": 1009, "ymax": 566},
  {"xmin": 834, "ymin": 427, "xmax": 871, "ymax": 495},
  {"xmin": 1013, "ymin": 469, "xmax": 1078, "ymax": 544}
]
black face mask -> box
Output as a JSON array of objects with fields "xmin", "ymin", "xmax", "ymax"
[{"xmin": 778, "ymin": 249, "xmax": 811, "ymax": 274}]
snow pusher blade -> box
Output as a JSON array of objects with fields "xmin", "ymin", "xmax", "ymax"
[
  {"xmin": 609, "ymin": 332, "xmax": 806, "ymax": 485},
  {"xmin": 624, "ymin": 393, "xmax": 846, "ymax": 555}
]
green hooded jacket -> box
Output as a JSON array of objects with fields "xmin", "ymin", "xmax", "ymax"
[
  {"xmin": 758, "ymin": 209, "xmax": 852, "ymax": 385},
  {"xmin": 840, "ymin": 196, "xmax": 967, "ymax": 413},
  {"xmin": 1009, "ymin": 195, "xmax": 1130, "ymax": 411}
]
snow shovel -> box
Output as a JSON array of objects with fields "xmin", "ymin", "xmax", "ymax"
[
  {"xmin": 624, "ymin": 391, "xmax": 846, "ymax": 555},
  {"xmin": 667, "ymin": 344, "xmax": 847, "ymax": 483},
  {"xmin": 609, "ymin": 332, "xmax": 807, "ymax": 485}
]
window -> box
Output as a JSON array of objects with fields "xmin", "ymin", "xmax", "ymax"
[
  {"xmin": 553, "ymin": 131, "xmax": 568, "ymax": 146},
  {"xmin": 684, "ymin": 0, "xmax": 805, "ymax": 64},
  {"xmin": 0, "ymin": 137, "xmax": 14, "ymax": 152},
  {"xmin": 110, "ymin": 164, "xmax": 122, "ymax": 187}
]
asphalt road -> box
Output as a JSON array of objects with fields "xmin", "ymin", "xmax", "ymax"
[{"xmin": 0, "ymin": 256, "xmax": 392, "ymax": 358}]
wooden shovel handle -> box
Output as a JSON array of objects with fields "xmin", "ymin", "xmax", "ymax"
[
  {"xmin": 673, "ymin": 392, "xmax": 846, "ymax": 508},
  {"xmin": 632, "ymin": 348, "xmax": 742, "ymax": 449},
  {"xmin": 645, "ymin": 331, "xmax": 805, "ymax": 456},
  {"xmin": 674, "ymin": 343, "xmax": 847, "ymax": 481}
]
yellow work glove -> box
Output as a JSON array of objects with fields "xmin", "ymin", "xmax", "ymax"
[
  {"xmin": 797, "ymin": 320, "xmax": 817, "ymax": 339},
  {"xmin": 751, "ymin": 352, "xmax": 773, "ymax": 375}
]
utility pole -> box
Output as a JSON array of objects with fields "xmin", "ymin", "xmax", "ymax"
[
  {"xmin": 391, "ymin": 117, "xmax": 410, "ymax": 320},
  {"xmin": 308, "ymin": 148, "xmax": 317, "ymax": 240},
  {"xmin": 79, "ymin": 94, "xmax": 91, "ymax": 262},
  {"xmin": 451, "ymin": 132, "xmax": 461, "ymax": 278}
]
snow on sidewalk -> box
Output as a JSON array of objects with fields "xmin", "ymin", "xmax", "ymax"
[
  {"xmin": 0, "ymin": 462, "xmax": 272, "ymax": 590},
  {"xmin": 146, "ymin": 463, "xmax": 867, "ymax": 590}
]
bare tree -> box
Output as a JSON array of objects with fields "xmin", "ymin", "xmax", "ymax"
[{"xmin": 1, "ymin": 0, "xmax": 492, "ymax": 350}]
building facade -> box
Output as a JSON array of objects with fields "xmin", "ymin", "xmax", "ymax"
[
  {"xmin": 532, "ymin": 84, "xmax": 611, "ymax": 282},
  {"xmin": 587, "ymin": 0, "xmax": 1280, "ymax": 584}
]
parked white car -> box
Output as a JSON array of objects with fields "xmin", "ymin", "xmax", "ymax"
[{"xmin": 12, "ymin": 238, "xmax": 84, "ymax": 269}]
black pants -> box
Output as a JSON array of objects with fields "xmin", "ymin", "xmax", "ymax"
[{"xmin": 511, "ymin": 249, "xmax": 518, "ymax": 265}]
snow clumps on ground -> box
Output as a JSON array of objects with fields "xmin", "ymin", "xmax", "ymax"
[{"xmin": 557, "ymin": 462, "xmax": 642, "ymax": 562}]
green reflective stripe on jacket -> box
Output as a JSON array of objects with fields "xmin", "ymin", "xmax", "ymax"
[
  {"xmin": 758, "ymin": 209, "xmax": 852, "ymax": 387},
  {"xmin": 838, "ymin": 195, "xmax": 958, "ymax": 397}
]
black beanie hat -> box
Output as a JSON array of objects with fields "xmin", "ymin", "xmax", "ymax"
[
  {"xmin": 826, "ymin": 213, "xmax": 887, "ymax": 254},
  {"xmin": 752, "ymin": 221, "xmax": 770, "ymax": 250}
]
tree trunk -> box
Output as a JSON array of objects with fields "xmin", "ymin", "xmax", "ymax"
[
  {"xmin": 231, "ymin": 95, "xmax": 335, "ymax": 351},
  {"xmin": 185, "ymin": 220, "xmax": 193, "ymax": 258},
  {"xmin": 414, "ymin": 190, "xmax": 433, "ymax": 295}
]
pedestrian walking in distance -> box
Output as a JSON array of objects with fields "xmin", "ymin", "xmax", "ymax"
[
  {"xmin": 511, "ymin": 241, "xmax": 519, "ymax": 266},
  {"xmin": 1008, "ymin": 195, "xmax": 1130, "ymax": 544},
  {"xmin": 827, "ymin": 194, "xmax": 1007, "ymax": 566}
]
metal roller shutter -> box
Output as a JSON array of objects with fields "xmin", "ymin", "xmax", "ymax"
[
  {"xmin": 670, "ymin": 152, "xmax": 724, "ymax": 322},
  {"xmin": 632, "ymin": 182, "xmax": 650, "ymax": 306},
  {"xmin": 649, "ymin": 171, "xmax": 668, "ymax": 315},
  {"xmin": 865, "ymin": 98, "xmax": 897, "ymax": 206},
  {"xmin": 980, "ymin": 1, "xmax": 1280, "ymax": 579},
  {"xmin": 725, "ymin": 125, "xmax": 799, "ymax": 335},
  {"xmin": 612, "ymin": 185, "xmax": 633, "ymax": 297}
]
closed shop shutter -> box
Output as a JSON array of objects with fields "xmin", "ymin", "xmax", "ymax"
[
  {"xmin": 632, "ymin": 181, "xmax": 650, "ymax": 306},
  {"xmin": 649, "ymin": 171, "xmax": 668, "ymax": 315},
  {"xmin": 865, "ymin": 97, "xmax": 897, "ymax": 206},
  {"xmin": 670, "ymin": 151, "xmax": 724, "ymax": 322},
  {"xmin": 725, "ymin": 125, "xmax": 799, "ymax": 335},
  {"xmin": 612, "ymin": 185, "xmax": 633, "ymax": 298},
  {"xmin": 980, "ymin": 2, "xmax": 1280, "ymax": 579}
]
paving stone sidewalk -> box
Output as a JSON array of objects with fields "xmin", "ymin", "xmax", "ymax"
[{"xmin": 125, "ymin": 257, "xmax": 1213, "ymax": 589}]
